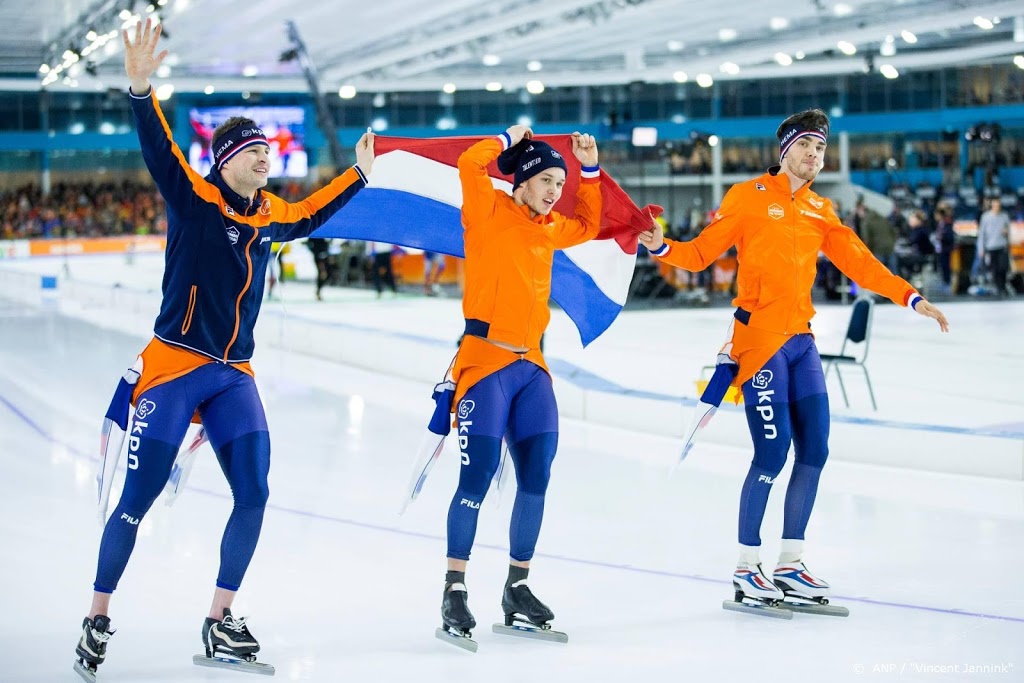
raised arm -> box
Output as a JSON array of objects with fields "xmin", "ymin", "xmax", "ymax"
[
  {"xmin": 123, "ymin": 19, "xmax": 216, "ymax": 215},
  {"xmin": 269, "ymin": 131, "xmax": 374, "ymax": 242},
  {"xmin": 458, "ymin": 125, "xmax": 531, "ymax": 228},
  {"xmin": 551, "ymin": 132, "xmax": 602, "ymax": 249}
]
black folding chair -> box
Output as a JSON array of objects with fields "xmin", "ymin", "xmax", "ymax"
[{"xmin": 820, "ymin": 296, "xmax": 877, "ymax": 410}]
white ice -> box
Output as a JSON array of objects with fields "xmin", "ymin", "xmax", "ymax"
[{"xmin": 0, "ymin": 254, "xmax": 1021, "ymax": 682}]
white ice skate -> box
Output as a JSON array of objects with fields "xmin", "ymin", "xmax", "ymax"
[
  {"xmin": 773, "ymin": 561, "xmax": 849, "ymax": 617},
  {"xmin": 722, "ymin": 563, "xmax": 792, "ymax": 619}
]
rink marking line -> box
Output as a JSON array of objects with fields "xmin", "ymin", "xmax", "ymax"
[{"xmin": 2, "ymin": 392, "xmax": 1023, "ymax": 626}]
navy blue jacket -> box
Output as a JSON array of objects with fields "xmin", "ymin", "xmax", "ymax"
[{"xmin": 129, "ymin": 90, "xmax": 367, "ymax": 362}]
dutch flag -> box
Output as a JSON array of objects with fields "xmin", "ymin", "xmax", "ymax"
[{"xmin": 315, "ymin": 135, "xmax": 662, "ymax": 346}]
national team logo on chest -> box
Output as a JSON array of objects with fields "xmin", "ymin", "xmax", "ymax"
[
  {"xmin": 767, "ymin": 203, "xmax": 785, "ymax": 220},
  {"xmin": 225, "ymin": 225, "xmax": 240, "ymax": 245}
]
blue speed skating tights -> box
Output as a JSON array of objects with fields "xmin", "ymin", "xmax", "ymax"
[
  {"xmin": 447, "ymin": 360, "xmax": 558, "ymax": 562},
  {"xmin": 738, "ymin": 334, "xmax": 830, "ymax": 547},
  {"xmin": 93, "ymin": 363, "xmax": 270, "ymax": 593}
]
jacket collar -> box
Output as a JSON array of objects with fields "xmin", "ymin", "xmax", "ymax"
[
  {"xmin": 764, "ymin": 165, "xmax": 815, "ymax": 197},
  {"xmin": 207, "ymin": 168, "xmax": 263, "ymax": 217}
]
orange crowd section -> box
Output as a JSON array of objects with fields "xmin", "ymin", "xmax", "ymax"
[{"xmin": 24, "ymin": 235, "xmax": 167, "ymax": 257}]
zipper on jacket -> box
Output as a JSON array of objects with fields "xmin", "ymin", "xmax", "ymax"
[
  {"xmin": 223, "ymin": 229, "xmax": 259, "ymax": 361},
  {"xmin": 789, "ymin": 194, "xmax": 799, "ymax": 334}
]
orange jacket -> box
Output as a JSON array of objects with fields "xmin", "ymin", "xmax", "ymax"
[
  {"xmin": 458, "ymin": 136, "xmax": 602, "ymax": 349},
  {"xmin": 451, "ymin": 136, "xmax": 601, "ymax": 403},
  {"xmin": 655, "ymin": 169, "xmax": 917, "ymax": 384}
]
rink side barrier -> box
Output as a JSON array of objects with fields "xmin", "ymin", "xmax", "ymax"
[{"xmin": 1, "ymin": 252, "xmax": 1021, "ymax": 481}]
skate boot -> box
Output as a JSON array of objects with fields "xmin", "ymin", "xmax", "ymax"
[
  {"xmin": 193, "ymin": 608, "xmax": 275, "ymax": 675},
  {"xmin": 501, "ymin": 581, "xmax": 555, "ymax": 626},
  {"xmin": 722, "ymin": 562, "xmax": 793, "ymax": 619},
  {"xmin": 73, "ymin": 615, "xmax": 114, "ymax": 683},
  {"xmin": 435, "ymin": 573, "xmax": 478, "ymax": 652},
  {"xmin": 492, "ymin": 568, "xmax": 567, "ymax": 643},
  {"xmin": 774, "ymin": 561, "xmax": 830, "ymax": 599},
  {"xmin": 773, "ymin": 561, "xmax": 849, "ymax": 617}
]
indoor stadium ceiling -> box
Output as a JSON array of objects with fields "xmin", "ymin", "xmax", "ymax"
[{"xmin": 1, "ymin": 0, "xmax": 1021, "ymax": 94}]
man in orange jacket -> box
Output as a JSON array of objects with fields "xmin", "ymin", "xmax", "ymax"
[
  {"xmin": 437, "ymin": 124, "xmax": 600, "ymax": 648},
  {"xmin": 639, "ymin": 109, "xmax": 948, "ymax": 612}
]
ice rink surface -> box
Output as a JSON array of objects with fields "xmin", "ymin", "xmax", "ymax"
[{"xmin": 1, "ymin": 254, "xmax": 1022, "ymax": 682}]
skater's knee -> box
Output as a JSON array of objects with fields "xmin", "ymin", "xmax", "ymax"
[
  {"xmin": 457, "ymin": 435, "xmax": 503, "ymax": 496},
  {"xmin": 220, "ymin": 432, "xmax": 271, "ymax": 507},
  {"xmin": 509, "ymin": 432, "xmax": 557, "ymax": 495},
  {"xmin": 452, "ymin": 487, "xmax": 487, "ymax": 509},
  {"xmin": 232, "ymin": 478, "xmax": 269, "ymax": 508},
  {"xmin": 113, "ymin": 495, "xmax": 157, "ymax": 523},
  {"xmin": 794, "ymin": 444, "xmax": 828, "ymax": 468},
  {"xmin": 750, "ymin": 446, "xmax": 788, "ymax": 476}
]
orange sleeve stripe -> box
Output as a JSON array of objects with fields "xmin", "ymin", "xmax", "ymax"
[{"xmin": 149, "ymin": 97, "xmax": 224, "ymax": 207}]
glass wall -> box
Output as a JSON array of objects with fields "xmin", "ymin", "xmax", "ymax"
[{"xmin": 1, "ymin": 63, "xmax": 1021, "ymax": 133}]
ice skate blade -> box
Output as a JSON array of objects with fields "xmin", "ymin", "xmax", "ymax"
[
  {"xmin": 722, "ymin": 599, "xmax": 794, "ymax": 620},
  {"xmin": 779, "ymin": 600, "xmax": 850, "ymax": 617},
  {"xmin": 434, "ymin": 626, "xmax": 478, "ymax": 652},
  {"xmin": 193, "ymin": 654, "xmax": 276, "ymax": 675},
  {"xmin": 73, "ymin": 660, "xmax": 97, "ymax": 683},
  {"xmin": 492, "ymin": 621, "xmax": 569, "ymax": 643}
]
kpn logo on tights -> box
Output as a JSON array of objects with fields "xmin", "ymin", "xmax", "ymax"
[
  {"xmin": 751, "ymin": 370, "xmax": 777, "ymax": 440},
  {"xmin": 457, "ymin": 399, "xmax": 476, "ymax": 466}
]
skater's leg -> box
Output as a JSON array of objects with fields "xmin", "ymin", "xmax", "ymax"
[
  {"xmin": 738, "ymin": 349, "xmax": 794, "ymax": 550},
  {"xmin": 505, "ymin": 366, "xmax": 559, "ymax": 564},
  {"xmin": 501, "ymin": 365, "xmax": 559, "ymax": 624},
  {"xmin": 439, "ymin": 370, "xmax": 512, "ymax": 637},
  {"xmin": 445, "ymin": 373, "xmax": 509, "ymax": 563},
  {"xmin": 198, "ymin": 369, "xmax": 270, "ymax": 619},
  {"xmin": 92, "ymin": 381, "xmax": 195, "ymax": 597},
  {"xmin": 731, "ymin": 344, "xmax": 798, "ymax": 603},
  {"xmin": 88, "ymin": 593, "xmax": 110, "ymax": 621},
  {"xmin": 80, "ymin": 377, "xmax": 195, "ymax": 671},
  {"xmin": 774, "ymin": 339, "xmax": 833, "ymax": 598},
  {"xmin": 782, "ymin": 340, "xmax": 829, "ymax": 545}
]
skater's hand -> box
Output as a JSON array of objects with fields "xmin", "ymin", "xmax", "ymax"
[
  {"xmin": 355, "ymin": 129, "xmax": 375, "ymax": 177},
  {"xmin": 571, "ymin": 132, "xmax": 598, "ymax": 167},
  {"xmin": 638, "ymin": 220, "xmax": 665, "ymax": 254},
  {"xmin": 913, "ymin": 298, "xmax": 949, "ymax": 333},
  {"xmin": 505, "ymin": 124, "xmax": 533, "ymax": 147},
  {"xmin": 122, "ymin": 18, "xmax": 168, "ymax": 96}
]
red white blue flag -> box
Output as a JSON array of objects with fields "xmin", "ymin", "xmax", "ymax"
[{"xmin": 316, "ymin": 134, "xmax": 662, "ymax": 346}]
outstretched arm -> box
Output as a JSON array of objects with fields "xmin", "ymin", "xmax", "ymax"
[{"xmin": 640, "ymin": 188, "xmax": 742, "ymax": 271}]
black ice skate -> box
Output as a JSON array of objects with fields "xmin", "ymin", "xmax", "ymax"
[
  {"xmin": 492, "ymin": 582, "xmax": 568, "ymax": 643},
  {"xmin": 435, "ymin": 581, "xmax": 478, "ymax": 653},
  {"xmin": 193, "ymin": 608, "xmax": 275, "ymax": 676},
  {"xmin": 73, "ymin": 615, "xmax": 114, "ymax": 683}
]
